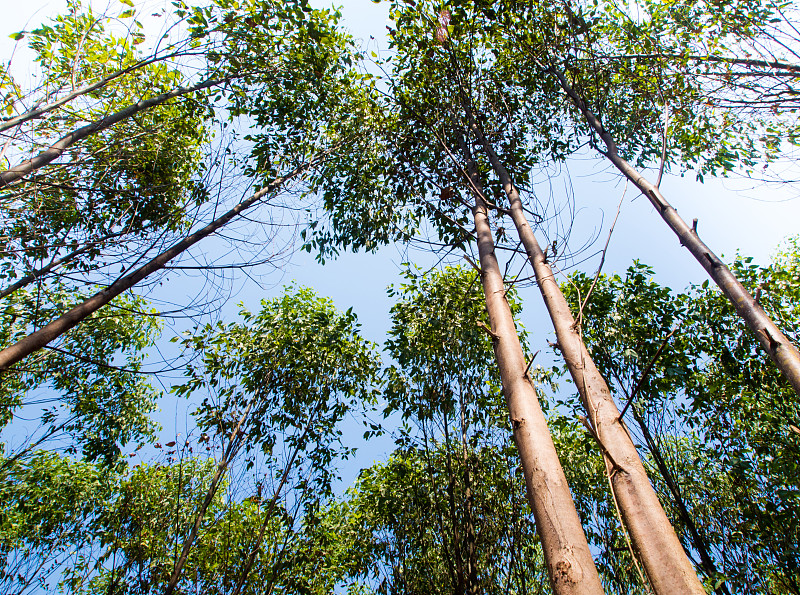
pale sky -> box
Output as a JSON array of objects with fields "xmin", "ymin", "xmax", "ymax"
[
  {"xmin": 3, "ymin": 0, "xmax": 800, "ymax": 483},
  {"xmin": 5, "ymin": 0, "xmax": 799, "ymax": 367}
]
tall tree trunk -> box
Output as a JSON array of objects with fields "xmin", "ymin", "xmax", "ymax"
[
  {"xmin": 460, "ymin": 136, "xmax": 605, "ymax": 595},
  {"xmin": 549, "ymin": 65, "xmax": 800, "ymax": 398},
  {"xmin": 628, "ymin": 404, "xmax": 730, "ymax": 594},
  {"xmin": 473, "ymin": 123, "xmax": 705, "ymax": 595},
  {"xmin": 0, "ymin": 77, "xmax": 224, "ymax": 188},
  {"xmin": 0, "ymin": 161, "xmax": 312, "ymax": 372}
]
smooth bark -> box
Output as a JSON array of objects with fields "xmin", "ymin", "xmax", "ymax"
[
  {"xmin": 460, "ymin": 138, "xmax": 605, "ymax": 595},
  {"xmin": 0, "ymin": 78, "xmax": 223, "ymax": 188},
  {"xmin": 550, "ymin": 65, "xmax": 800, "ymax": 399},
  {"xmin": 474, "ymin": 125, "xmax": 705, "ymax": 595},
  {"xmin": 0, "ymin": 163, "xmax": 308, "ymax": 372}
]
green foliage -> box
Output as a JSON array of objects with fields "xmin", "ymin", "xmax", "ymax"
[
  {"xmin": 306, "ymin": 0, "xmax": 554, "ymax": 260},
  {"xmin": 2, "ymin": 1, "xmax": 798, "ymax": 594},
  {"xmin": 65, "ymin": 286, "xmax": 382, "ymax": 595},
  {"xmin": 78, "ymin": 458, "xmax": 223, "ymax": 595},
  {"xmin": 174, "ymin": 285, "xmax": 381, "ymax": 496},
  {"xmin": 384, "ymin": 265, "xmax": 509, "ymax": 428},
  {"xmin": 22, "ymin": 0, "xmax": 145, "ymax": 85},
  {"xmin": 0, "ymin": 287, "xmax": 161, "ymax": 465},
  {"xmin": 323, "ymin": 265, "xmax": 551, "ymax": 595},
  {"xmin": 1, "ymin": 2, "xmax": 210, "ymax": 289},
  {"xmin": 217, "ymin": 0, "xmax": 368, "ymax": 178},
  {"xmin": 342, "ymin": 446, "xmax": 547, "ymax": 595},
  {"xmin": 306, "ymin": 0, "xmax": 800, "ymax": 262},
  {"xmin": 500, "ymin": 0, "xmax": 800, "ymax": 176},
  {"xmin": 0, "ymin": 451, "xmax": 111, "ymax": 594},
  {"xmin": 560, "ymin": 238, "xmax": 800, "ymax": 593}
]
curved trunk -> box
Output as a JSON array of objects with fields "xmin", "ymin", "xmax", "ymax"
[
  {"xmin": 460, "ymin": 137, "xmax": 605, "ymax": 595},
  {"xmin": 475, "ymin": 126, "xmax": 705, "ymax": 595},
  {"xmin": 0, "ymin": 162, "xmax": 311, "ymax": 371},
  {"xmin": 0, "ymin": 78, "xmax": 223, "ymax": 188},
  {"xmin": 550, "ymin": 65, "xmax": 800, "ymax": 399}
]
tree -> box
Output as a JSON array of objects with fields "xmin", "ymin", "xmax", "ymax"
[
  {"xmin": 340, "ymin": 265, "xmax": 550, "ymax": 595},
  {"xmin": 0, "ymin": 285, "xmax": 381, "ymax": 594},
  {"xmin": 3, "ymin": 0, "xmax": 799, "ymax": 592},
  {"xmin": 163, "ymin": 285, "xmax": 381, "ymax": 594},
  {"xmin": 0, "ymin": 0, "xmax": 370, "ymax": 371},
  {"xmin": 311, "ymin": 2, "xmax": 702, "ymax": 590},
  {"xmin": 561, "ymin": 238, "xmax": 800, "ymax": 593},
  {"xmin": 307, "ymin": 5, "xmax": 614, "ymax": 591},
  {"xmin": 0, "ymin": 285, "xmax": 161, "ymax": 465},
  {"xmin": 496, "ymin": 0, "xmax": 800, "ymax": 396}
]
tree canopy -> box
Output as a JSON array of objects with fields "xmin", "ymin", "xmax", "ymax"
[{"xmin": 1, "ymin": 0, "xmax": 799, "ymax": 593}]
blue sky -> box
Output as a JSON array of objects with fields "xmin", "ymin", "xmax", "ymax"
[{"xmin": 4, "ymin": 0, "xmax": 800, "ymax": 488}]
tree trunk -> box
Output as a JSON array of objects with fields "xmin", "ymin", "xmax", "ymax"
[
  {"xmin": 550, "ymin": 65, "xmax": 800, "ymax": 399},
  {"xmin": 474, "ymin": 125, "xmax": 705, "ymax": 595},
  {"xmin": 0, "ymin": 162, "xmax": 310, "ymax": 371},
  {"xmin": 0, "ymin": 77, "xmax": 224, "ymax": 188},
  {"xmin": 629, "ymin": 404, "xmax": 730, "ymax": 594},
  {"xmin": 460, "ymin": 137, "xmax": 605, "ymax": 595}
]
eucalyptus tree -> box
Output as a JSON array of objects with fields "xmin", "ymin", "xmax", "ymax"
[
  {"xmin": 0, "ymin": 0, "xmax": 371, "ymax": 371},
  {"xmin": 342, "ymin": 265, "xmax": 550, "ymax": 595},
  {"xmin": 306, "ymin": 7, "xmax": 607, "ymax": 593},
  {"xmin": 1, "ymin": 286, "xmax": 381, "ymax": 595},
  {"xmin": 161, "ymin": 285, "xmax": 381, "ymax": 594},
  {"xmin": 498, "ymin": 0, "xmax": 800, "ymax": 397},
  {"xmin": 368, "ymin": 2, "xmax": 799, "ymax": 589},
  {"xmin": 560, "ymin": 240, "xmax": 800, "ymax": 594},
  {"xmin": 316, "ymin": 2, "xmax": 702, "ymax": 592}
]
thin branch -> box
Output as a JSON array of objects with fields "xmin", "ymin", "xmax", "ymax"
[
  {"xmin": 577, "ymin": 184, "xmax": 626, "ymax": 323},
  {"xmin": 617, "ymin": 327, "xmax": 679, "ymax": 421},
  {"xmin": 656, "ymin": 106, "xmax": 670, "ymax": 189}
]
